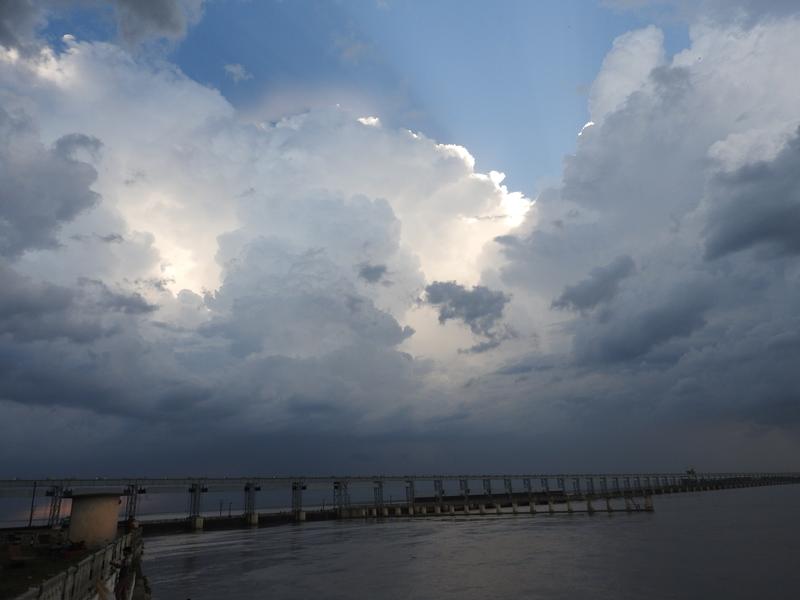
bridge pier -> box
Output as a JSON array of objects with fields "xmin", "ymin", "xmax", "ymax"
[
  {"xmin": 373, "ymin": 481, "xmax": 385, "ymax": 516},
  {"xmin": 523, "ymin": 479, "xmax": 535, "ymax": 515},
  {"xmin": 334, "ymin": 480, "xmax": 350, "ymax": 518},
  {"xmin": 405, "ymin": 480, "xmax": 416, "ymax": 516},
  {"xmin": 291, "ymin": 481, "xmax": 306, "ymax": 522},
  {"xmin": 482, "ymin": 479, "xmax": 495, "ymax": 515},
  {"xmin": 243, "ymin": 483, "xmax": 260, "ymax": 526},
  {"xmin": 187, "ymin": 482, "xmax": 206, "ymax": 530}
]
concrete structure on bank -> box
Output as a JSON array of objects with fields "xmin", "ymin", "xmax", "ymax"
[{"xmin": 68, "ymin": 493, "xmax": 120, "ymax": 548}]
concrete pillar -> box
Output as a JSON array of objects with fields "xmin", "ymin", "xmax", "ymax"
[
  {"xmin": 368, "ymin": 507, "xmax": 377, "ymax": 517},
  {"xmin": 191, "ymin": 517, "xmax": 204, "ymax": 531},
  {"xmin": 463, "ymin": 505, "xmax": 470, "ymax": 515},
  {"xmin": 586, "ymin": 498, "xmax": 595, "ymax": 515},
  {"xmin": 434, "ymin": 505, "xmax": 441, "ymax": 514},
  {"xmin": 449, "ymin": 505, "xmax": 455, "ymax": 516},
  {"xmin": 246, "ymin": 513, "xmax": 259, "ymax": 526},
  {"xmin": 548, "ymin": 498, "xmax": 554, "ymax": 514},
  {"xmin": 381, "ymin": 507, "xmax": 389, "ymax": 517},
  {"xmin": 566, "ymin": 498, "xmax": 573, "ymax": 513},
  {"xmin": 529, "ymin": 501, "xmax": 536, "ymax": 515},
  {"xmin": 605, "ymin": 497, "xmax": 613, "ymax": 513},
  {"xmin": 479, "ymin": 504, "xmax": 486, "ymax": 515},
  {"xmin": 68, "ymin": 493, "xmax": 120, "ymax": 548},
  {"xmin": 495, "ymin": 504, "xmax": 502, "ymax": 515},
  {"xmin": 512, "ymin": 503, "xmax": 518, "ymax": 515},
  {"xmin": 295, "ymin": 511, "xmax": 307, "ymax": 522},
  {"xmin": 644, "ymin": 496, "xmax": 654, "ymax": 512},
  {"xmin": 393, "ymin": 507, "xmax": 403, "ymax": 517}
]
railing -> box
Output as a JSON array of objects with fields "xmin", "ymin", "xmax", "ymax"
[{"xmin": 15, "ymin": 531, "xmax": 138, "ymax": 600}]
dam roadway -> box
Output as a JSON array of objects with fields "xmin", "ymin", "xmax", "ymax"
[{"xmin": 2, "ymin": 472, "xmax": 799, "ymax": 533}]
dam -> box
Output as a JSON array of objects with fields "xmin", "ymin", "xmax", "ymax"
[{"xmin": 2, "ymin": 471, "xmax": 798, "ymax": 532}]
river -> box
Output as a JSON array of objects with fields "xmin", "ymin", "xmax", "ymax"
[{"xmin": 142, "ymin": 484, "xmax": 800, "ymax": 599}]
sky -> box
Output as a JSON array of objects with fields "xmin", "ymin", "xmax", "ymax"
[{"xmin": 1, "ymin": 0, "xmax": 799, "ymax": 477}]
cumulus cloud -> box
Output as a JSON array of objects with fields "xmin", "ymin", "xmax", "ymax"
[
  {"xmin": 490, "ymin": 15, "xmax": 800, "ymax": 450},
  {"xmin": 223, "ymin": 63, "xmax": 252, "ymax": 83},
  {"xmin": 588, "ymin": 26, "xmax": 664, "ymax": 123}
]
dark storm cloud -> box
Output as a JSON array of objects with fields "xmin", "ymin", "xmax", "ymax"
[
  {"xmin": 54, "ymin": 133, "xmax": 103, "ymax": 160},
  {"xmin": 0, "ymin": 263, "xmax": 107, "ymax": 343},
  {"xmin": 424, "ymin": 281, "xmax": 510, "ymax": 337},
  {"xmin": 80, "ymin": 279, "xmax": 157, "ymax": 314},
  {"xmin": 552, "ymin": 255, "xmax": 635, "ymax": 311},
  {"xmin": 358, "ymin": 263, "xmax": 387, "ymax": 283},
  {"xmin": 574, "ymin": 286, "xmax": 713, "ymax": 364},
  {"xmin": 0, "ymin": 107, "xmax": 99, "ymax": 258},
  {"xmin": 705, "ymin": 129, "xmax": 800, "ymax": 260}
]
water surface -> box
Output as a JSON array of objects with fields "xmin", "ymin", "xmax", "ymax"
[{"xmin": 143, "ymin": 485, "xmax": 800, "ymax": 599}]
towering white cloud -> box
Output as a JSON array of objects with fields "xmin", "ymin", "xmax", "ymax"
[{"xmin": 0, "ymin": 30, "xmax": 528, "ymax": 458}]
